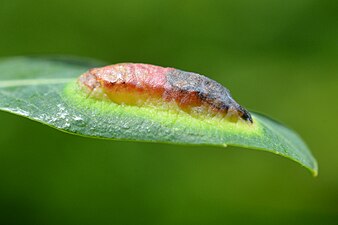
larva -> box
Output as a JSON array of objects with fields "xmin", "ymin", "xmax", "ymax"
[{"xmin": 78, "ymin": 63, "xmax": 253, "ymax": 123}]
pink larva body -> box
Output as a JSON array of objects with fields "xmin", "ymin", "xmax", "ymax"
[{"xmin": 78, "ymin": 63, "xmax": 253, "ymax": 123}]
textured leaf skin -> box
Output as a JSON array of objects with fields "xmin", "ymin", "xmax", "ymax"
[{"xmin": 0, "ymin": 57, "xmax": 318, "ymax": 175}]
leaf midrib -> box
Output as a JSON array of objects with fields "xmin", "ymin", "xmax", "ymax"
[{"xmin": 0, "ymin": 78, "xmax": 74, "ymax": 88}]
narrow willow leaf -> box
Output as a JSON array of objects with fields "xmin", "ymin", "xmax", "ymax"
[{"xmin": 0, "ymin": 57, "xmax": 318, "ymax": 175}]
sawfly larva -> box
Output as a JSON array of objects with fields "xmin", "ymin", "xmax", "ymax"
[{"xmin": 78, "ymin": 63, "xmax": 253, "ymax": 123}]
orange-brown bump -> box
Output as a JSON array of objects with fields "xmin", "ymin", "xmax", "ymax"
[{"xmin": 77, "ymin": 63, "xmax": 253, "ymax": 123}]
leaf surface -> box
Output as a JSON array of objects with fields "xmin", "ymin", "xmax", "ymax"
[{"xmin": 0, "ymin": 57, "xmax": 318, "ymax": 175}]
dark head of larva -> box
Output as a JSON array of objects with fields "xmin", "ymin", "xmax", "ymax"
[
  {"xmin": 77, "ymin": 63, "xmax": 253, "ymax": 124},
  {"xmin": 166, "ymin": 69, "xmax": 253, "ymax": 123}
]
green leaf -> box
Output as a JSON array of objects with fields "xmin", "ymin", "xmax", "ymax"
[{"xmin": 0, "ymin": 56, "xmax": 318, "ymax": 175}]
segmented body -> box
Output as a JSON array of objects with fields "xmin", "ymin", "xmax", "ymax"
[{"xmin": 78, "ymin": 63, "xmax": 252, "ymax": 123}]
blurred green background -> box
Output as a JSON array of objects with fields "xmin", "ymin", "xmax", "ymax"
[{"xmin": 0, "ymin": 0, "xmax": 337, "ymax": 224}]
